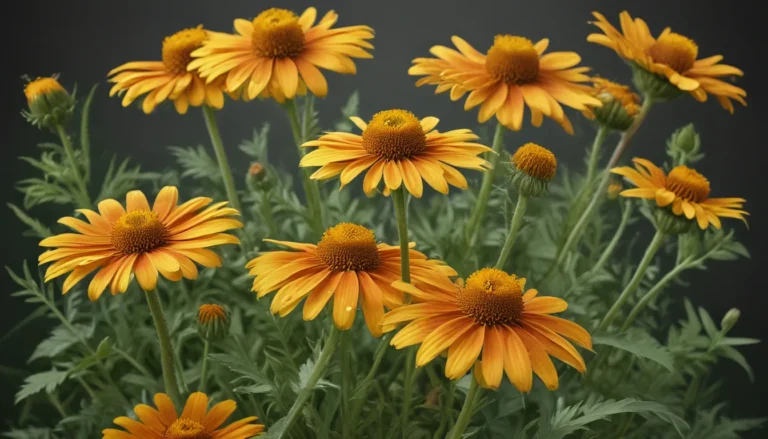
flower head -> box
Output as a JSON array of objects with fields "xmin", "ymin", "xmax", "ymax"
[
  {"xmin": 607, "ymin": 179, "xmax": 624, "ymax": 200},
  {"xmin": 39, "ymin": 186, "xmax": 242, "ymax": 300},
  {"xmin": 102, "ymin": 392, "xmax": 264, "ymax": 439},
  {"xmin": 197, "ymin": 304, "xmax": 230, "ymax": 342},
  {"xmin": 507, "ymin": 143, "xmax": 557, "ymax": 197},
  {"xmin": 300, "ymin": 110, "xmax": 491, "ymax": 197},
  {"xmin": 409, "ymin": 35, "xmax": 601, "ymax": 134},
  {"xmin": 611, "ymin": 158, "xmax": 748, "ymax": 230},
  {"xmin": 588, "ymin": 11, "xmax": 746, "ymax": 111},
  {"xmin": 108, "ymin": 26, "xmax": 227, "ymax": 114},
  {"xmin": 246, "ymin": 223, "xmax": 457, "ymax": 337},
  {"xmin": 582, "ymin": 78, "xmax": 641, "ymax": 131},
  {"xmin": 22, "ymin": 76, "xmax": 75, "ymax": 130},
  {"xmin": 188, "ymin": 7, "xmax": 374, "ymax": 102},
  {"xmin": 382, "ymin": 268, "xmax": 591, "ymax": 391}
]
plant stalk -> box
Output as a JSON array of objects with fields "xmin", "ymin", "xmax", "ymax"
[
  {"xmin": 144, "ymin": 289, "xmax": 181, "ymax": 404},
  {"xmin": 495, "ymin": 194, "xmax": 529, "ymax": 269}
]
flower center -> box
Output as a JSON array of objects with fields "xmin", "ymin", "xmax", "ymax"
[
  {"xmin": 164, "ymin": 418, "xmax": 208, "ymax": 439},
  {"xmin": 163, "ymin": 27, "xmax": 208, "ymax": 74},
  {"xmin": 647, "ymin": 33, "xmax": 698, "ymax": 73},
  {"xmin": 251, "ymin": 8, "xmax": 306, "ymax": 58},
  {"xmin": 591, "ymin": 78, "xmax": 640, "ymax": 116},
  {"xmin": 316, "ymin": 223, "xmax": 380, "ymax": 272},
  {"xmin": 111, "ymin": 211, "xmax": 168, "ymax": 254},
  {"xmin": 361, "ymin": 110, "xmax": 427, "ymax": 160},
  {"xmin": 458, "ymin": 268, "xmax": 524, "ymax": 326},
  {"xmin": 511, "ymin": 143, "xmax": 557, "ymax": 181},
  {"xmin": 665, "ymin": 166, "xmax": 710, "ymax": 203},
  {"xmin": 198, "ymin": 304, "xmax": 227, "ymax": 324},
  {"xmin": 485, "ymin": 35, "xmax": 540, "ymax": 84},
  {"xmin": 24, "ymin": 77, "xmax": 65, "ymax": 104}
]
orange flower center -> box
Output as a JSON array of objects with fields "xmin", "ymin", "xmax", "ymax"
[
  {"xmin": 511, "ymin": 143, "xmax": 557, "ymax": 181},
  {"xmin": 111, "ymin": 210, "xmax": 168, "ymax": 254},
  {"xmin": 458, "ymin": 268, "xmax": 524, "ymax": 326},
  {"xmin": 590, "ymin": 78, "xmax": 640, "ymax": 116},
  {"xmin": 361, "ymin": 110, "xmax": 427, "ymax": 160},
  {"xmin": 665, "ymin": 166, "xmax": 710, "ymax": 203},
  {"xmin": 198, "ymin": 304, "xmax": 227, "ymax": 324},
  {"xmin": 316, "ymin": 223, "xmax": 380, "ymax": 272},
  {"xmin": 164, "ymin": 418, "xmax": 209, "ymax": 439},
  {"xmin": 163, "ymin": 27, "xmax": 208, "ymax": 74},
  {"xmin": 647, "ymin": 33, "xmax": 698, "ymax": 73},
  {"xmin": 24, "ymin": 77, "xmax": 65, "ymax": 104},
  {"xmin": 485, "ymin": 35, "xmax": 540, "ymax": 84},
  {"xmin": 251, "ymin": 8, "xmax": 306, "ymax": 58}
]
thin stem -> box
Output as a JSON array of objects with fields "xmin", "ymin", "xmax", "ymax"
[
  {"xmin": 277, "ymin": 326, "xmax": 341, "ymax": 439},
  {"xmin": 590, "ymin": 200, "xmax": 633, "ymax": 275},
  {"xmin": 341, "ymin": 331, "xmax": 352, "ymax": 439},
  {"xmin": 401, "ymin": 347, "xmax": 416, "ymax": 438},
  {"xmin": 349, "ymin": 334, "xmax": 391, "ymax": 433},
  {"xmin": 202, "ymin": 106, "xmax": 243, "ymax": 215},
  {"xmin": 144, "ymin": 289, "xmax": 181, "ymax": 404},
  {"xmin": 621, "ymin": 259, "xmax": 692, "ymax": 331},
  {"xmin": 434, "ymin": 381, "xmax": 457, "ymax": 439},
  {"xmin": 260, "ymin": 192, "xmax": 279, "ymax": 236},
  {"xmin": 584, "ymin": 126, "xmax": 609, "ymax": 188},
  {"xmin": 75, "ymin": 376, "xmax": 97, "ymax": 400},
  {"xmin": 113, "ymin": 347, "xmax": 153, "ymax": 379},
  {"xmin": 446, "ymin": 378, "xmax": 480, "ymax": 439},
  {"xmin": 465, "ymin": 123, "xmax": 506, "ymax": 248},
  {"xmin": 199, "ymin": 341, "xmax": 211, "ymax": 392},
  {"xmin": 495, "ymin": 195, "xmax": 529, "ymax": 269},
  {"xmin": 55, "ymin": 124, "xmax": 90, "ymax": 208},
  {"xmin": 392, "ymin": 187, "xmax": 411, "ymax": 284},
  {"xmin": 48, "ymin": 392, "xmax": 68, "ymax": 418},
  {"xmin": 598, "ymin": 230, "xmax": 666, "ymax": 331}
]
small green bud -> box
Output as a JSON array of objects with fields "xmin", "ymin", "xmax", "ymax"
[
  {"xmin": 22, "ymin": 75, "xmax": 76, "ymax": 131},
  {"xmin": 721, "ymin": 308, "xmax": 740, "ymax": 334},
  {"xmin": 197, "ymin": 304, "xmax": 230, "ymax": 343}
]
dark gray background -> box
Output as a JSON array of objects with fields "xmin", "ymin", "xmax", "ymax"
[{"xmin": 2, "ymin": 0, "xmax": 765, "ymax": 430}]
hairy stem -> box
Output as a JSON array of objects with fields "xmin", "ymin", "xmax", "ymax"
[
  {"xmin": 145, "ymin": 289, "xmax": 181, "ymax": 403},
  {"xmin": 446, "ymin": 378, "xmax": 480, "ymax": 439},
  {"xmin": 495, "ymin": 194, "xmax": 529, "ymax": 269},
  {"xmin": 465, "ymin": 123, "xmax": 506, "ymax": 248},
  {"xmin": 55, "ymin": 124, "xmax": 90, "ymax": 209}
]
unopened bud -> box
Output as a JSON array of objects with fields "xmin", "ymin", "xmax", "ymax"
[
  {"xmin": 22, "ymin": 75, "xmax": 75, "ymax": 131},
  {"xmin": 507, "ymin": 143, "xmax": 557, "ymax": 197},
  {"xmin": 197, "ymin": 304, "xmax": 230, "ymax": 342},
  {"xmin": 721, "ymin": 308, "xmax": 740, "ymax": 334}
]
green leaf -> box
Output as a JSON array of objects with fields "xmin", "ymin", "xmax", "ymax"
[
  {"xmin": 29, "ymin": 324, "xmax": 92, "ymax": 362},
  {"xmin": 15, "ymin": 369, "xmax": 69, "ymax": 403},
  {"xmin": 2, "ymin": 427, "xmax": 56, "ymax": 439},
  {"xmin": 716, "ymin": 337, "xmax": 761, "ymax": 347},
  {"xmin": 717, "ymin": 345, "xmax": 754, "ymax": 382},
  {"xmin": 7, "ymin": 203, "xmax": 52, "ymax": 238},
  {"xmin": 169, "ymin": 146, "xmax": 221, "ymax": 182},
  {"xmin": 80, "ymin": 84, "xmax": 98, "ymax": 181},
  {"xmin": 296, "ymin": 358, "xmax": 337, "ymax": 393},
  {"xmin": 234, "ymin": 384, "xmax": 272, "ymax": 395},
  {"xmin": 593, "ymin": 329, "xmax": 675, "ymax": 372},
  {"xmin": 334, "ymin": 91, "xmax": 360, "ymax": 132},
  {"xmin": 698, "ymin": 307, "xmax": 719, "ymax": 339},
  {"xmin": 238, "ymin": 124, "xmax": 271, "ymax": 162}
]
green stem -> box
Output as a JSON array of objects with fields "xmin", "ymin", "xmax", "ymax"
[
  {"xmin": 75, "ymin": 376, "xmax": 96, "ymax": 400},
  {"xmin": 349, "ymin": 334, "xmax": 391, "ymax": 433},
  {"xmin": 584, "ymin": 126, "xmax": 609, "ymax": 188},
  {"xmin": 341, "ymin": 331, "xmax": 352, "ymax": 439},
  {"xmin": 202, "ymin": 106, "xmax": 242, "ymax": 214},
  {"xmin": 284, "ymin": 99, "xmax": 324, "ymax": 237},
  {"xmin": 401, "ymin": 347, "xmax": 416, "ymax": 438},
  {"xmin": 590, "ymin": 200, "xmax": 633, "ymax": 275},
  {"xmin": 277, "ymin": 326, "xmax": 341, "ymax": 439},
  {"xmin": 48, "ymin": 392, "xmax": 68, "ymax": 418},
  {"xmin": 144, "ymin": 289, "xmax": 181, "ymax": 403},
  {"xmin": 495, "ymin": 195, "xmax": 528, "ymax": 269},
  {"xmin": 621, "ymin": 259, "xmax": 691, "ymax": 331},
  {"xmin": 55, "ymin": 124, "xmax": 90, "ymax": 209},
  {"xmin": 260, "ymin": 191, "xmax": 279, "ymax": 236},
  {"xmin": 114, "ymin": 346, "xmax": 153, "ymax": 379},
  {"xmin": 446, "ymin": 378, "xmax": 480, "ymax": 439},
  {"xmin": 392, "ymin": 187, "xmax": 411, "ymax": 284},
  {"xmin": 434, "ymin": 381, "xmax": 457, "ymax": 439},
  {"xmin": 598, "ymin": 230, "xmax": 666, "ymax": 331},
  {"xmin": 199, "ymin": 341, "xmax": 210, "ymax": 392},
  {"xmin": 465, "ymin": 123, "xmax": 506, "ymax": 248}
]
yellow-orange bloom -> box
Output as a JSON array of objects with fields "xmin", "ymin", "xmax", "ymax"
[
  {"xmin": 409, "ymin": 35, "xmax": 601, "ymax": 134},
  {"xmin": 102, "ymin": 392, "xmax": 264, "ymax": 439},
  {"xmin": 188, "ymin": 7, "xmax": 374, "ymax": 102},
  {"xmin": 382, "ymin": 268, "xmax": 591, "ymax": 391},
  {"xmin": 588, "ymin": 11, "xmax": 746, "ymax": 112},
  {"xmin": 246, "ymin": 223, "xmax": 457, "ymax": 337},
  {"xmin": 24, "ymin": 77, "xmax": 66, "ymax": 105},
  {"xmin": 611, "ymin": 158, "xmax": 748, "ymax": 229},
  {"xmin": 300, "ymin": 110, "xmax": 491, "ymax": 197},
  {"xmin": 39, "ymin": 186, "xmax": 242, "ymax": 300},
  {"xmin": 108, "ymin": 26, "xmax": 227, "ymax": 114}
]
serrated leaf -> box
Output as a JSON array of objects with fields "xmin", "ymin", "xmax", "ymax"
[
  {"xmin": 7, "ymin": 203, "xmax": 52, "ymax": 238},
  {"xmin": 234, "ymin": 384, "xmax": 273, "ymax": 394},
  {"xmin": 29, "ymin": 324, "xmax": 92, "ymax": 362},
  {"xmin": 296, "ymin": 358, "xmax": 337, "ymax": 393},
  {"xmin": 593, "ymin": 329, "xmax": 674, "ymax": 371},
  {"xmin": 15, "ymin": 369, "xmax": 69, "ymax": 403}
]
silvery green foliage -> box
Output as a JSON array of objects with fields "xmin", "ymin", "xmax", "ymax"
[{"xmin": 2, "ymin": 91, "xmax": 763, "ymax": 439}]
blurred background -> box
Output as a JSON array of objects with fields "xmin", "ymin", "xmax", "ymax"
[{"xmin": 2, "ymin": 0, "xmax": 765, "ymax": 434}]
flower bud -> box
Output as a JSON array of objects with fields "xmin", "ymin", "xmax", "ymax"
[
  {"xmin": 582, "ymin": 78, "xmax": 640, "ymax": 131},
  {"xmin": 506, "ymin": 143, "xmax": 557, "ymax": 197},
  {"xmin": 721, "ymin": 308, "xmax": 740, "ymax": 334},
  {"xmin": 197, "ymin": 304, "xmax": 230, "ymax": 342},
  {"xmin": 607, "ymin": 179, "xmax": 623, "ymax": 200},
  {"xmin": 22, "ymin": 76, "xmax": 76, "ymax": 131}
]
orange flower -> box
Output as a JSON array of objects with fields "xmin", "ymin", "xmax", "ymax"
[{"xmin": 39, "ymin": 186, "xmax": 241, "ymax": 300}]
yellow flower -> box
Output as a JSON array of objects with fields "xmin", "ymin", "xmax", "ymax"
[
  {"xmin": 188, "ymin": 7, "xmax": 374, "ymax": 102},
  {"xmin": 102, "ymin": 392, "xmax": 264, "ymax": 439},
  {"xmin": 382, "ymin": 268, "xmax": 591, "ymax": 391},
  {"xmin": 24, "ymin": 77, "xmax": 66, "ymax": 105},
  {"xmin": 246, "ymin": 223, "xmax": 457, "ymax": 337},
  {"xmin": 409, "ymin": 35, "xmax": 601, "ymax": 134},
  {"xmin": 582, "ymin": 78, "xmax": 640, "ymax": 130},
  {"xmin": 588, "ymin": 11, "xmax": 746, "ymax": 112},
  {"xmin": 611, "ymin": 158, "xmax": 748, "ymax": 229},
  {"xmin": 39, "ymin": 186, "xmax": 242, "ymax": 300},
  {"xmin": 300, "ymin": 110, "xmax": 491, "ymax": 198},
  {"xmin": 108, "ymin": 26, "xmax": 227, "ymax": 114}
]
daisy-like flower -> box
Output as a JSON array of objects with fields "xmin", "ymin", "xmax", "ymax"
[
  {"xmin": 581, "ymin": 78, "xmax": 641, "ymax": 131},
  {"xmin": 382, "ymin": 268, "xmax": 591, "ymax": 391},
  {"xmin": 300, "ymin": 109, "xmax": 491, "ymax": 198},
  {"xmin": 611, "ymin": 158, "xmax": 748, "ymax": 229},
  {"xmin": 102, "ymin": 392, "xmax": 264, "ymax": 439},
  {"xmin": 39, "ymin": 186, "xmax": 242, "ymax": 300},
  {"xmin": 246, "ymin": 223, "xmax": 457, "ymax": 337},
  {"xmin": 588, "ymin": 11, "xmax": 746, "ymax": 112},
  {"xmin": 188, "ymin": 7, "xmax": 374, "ymax": 102},
  {"xmin": 108, "ymin": 26, "xmax": 227, "ymax": 114},
  {"xmin": 409, "ymin": 35, "xmax": 602, "ymax": 134}
]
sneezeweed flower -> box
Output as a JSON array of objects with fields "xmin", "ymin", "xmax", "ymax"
[
  {"xmin": 588, "ymin": 11, "xmax": 746, "ymax": 110},
  {"xmin": 300, "ymin": 110, "xmax": 491, "ymax": 197},
  {"xmin": 581, "ymin": 78, "xmax": 641, "ymax": 131},
  {"xmin": 607, "ymin": 179, "xmax": 624, "ymax": 200},
  {"xmin": 22, "ymin": 76, "xmax": 76, "ymax": 130},
  {"xmin": 102, "ymin": 392, "xmax": 264, "ymax": 439},
  {"xmin": 197, "ymin": 304, "xmax": 231, "ymax": 342},
  {"xmin": 108, "ymin": 26, "xmax": 228, "ymax": 114},
  {"xmin": 507, "ymin": 143, "xmax": 557, "ymax": 197},
  {"xmin": 246, "ymin": 223, "xmax": 457, "ymax": 337},
  {"xmin": 409, "ymin": 35, "xmax": 602, "ymax": 134},
  {"xmin": 382, "ymin": 268, "xmax": 591, "ymax": 391},
  {"xmin": 611, "ymin": 158, "xmax": 748, "ymax": 230},
  {"xmin": 188, "ymin": 7, "xmax": 374, "ymax": 102},
  {"xmin": 39, "ymin": 186, "xmax": 242, "ymax": 300}
]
